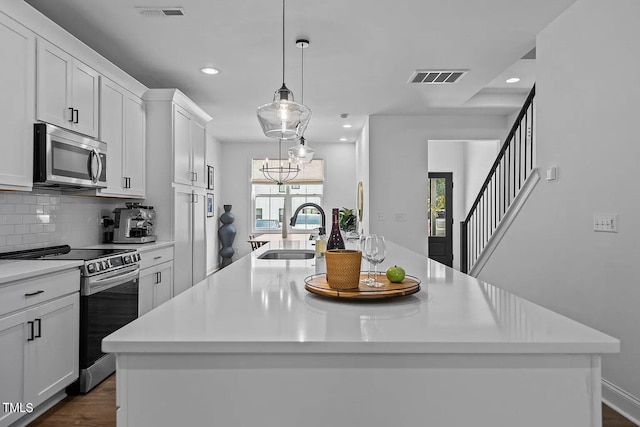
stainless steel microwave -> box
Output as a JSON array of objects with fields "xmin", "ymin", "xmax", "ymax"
[{"xmin": 33, "ymin": 123, "xmax": 107, "ymax": 190}]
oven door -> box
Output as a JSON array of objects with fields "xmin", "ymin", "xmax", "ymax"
[{"xmin": 80, "ymin": 265, "xmax": 139, "ymax": 369}]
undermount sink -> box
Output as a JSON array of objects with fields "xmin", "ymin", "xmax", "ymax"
[{"xmin": 257, "ymin": 249, "xmax": 315, "ymax": 260}]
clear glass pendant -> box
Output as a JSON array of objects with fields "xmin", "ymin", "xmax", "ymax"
[
  {"xmin": 257, "ymin": 84, "xmax": 311, "ymax": 140},
  {"xmin": 288, "ymin": 136, "xmax": 315, "ymax": 163}
]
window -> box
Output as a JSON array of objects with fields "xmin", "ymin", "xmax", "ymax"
[{"xmin": 251, "ymin": 159, "xmax": 324, "ymax": 233}]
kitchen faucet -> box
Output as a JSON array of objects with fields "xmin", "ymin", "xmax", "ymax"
[{"xmin": 290, "ymin": 203, "xmax": 326, "ymax": 235}]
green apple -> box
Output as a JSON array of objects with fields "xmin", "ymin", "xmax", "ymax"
[{"xmin": 386, "ymin": 265, "xmax": 406, "ymax": 283}]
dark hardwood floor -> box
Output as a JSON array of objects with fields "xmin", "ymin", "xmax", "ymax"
[{"xmin": 29, "ymin": 374, "xmax": 638, "ymax": 426}]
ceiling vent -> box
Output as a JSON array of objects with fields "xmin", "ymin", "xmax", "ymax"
[
  {"xmin": 135, "ymin": 7, "xmax": 185, "ymax": 17},
  {"xmin": 408, "ymin": 70, "xmax": 468, "ymax": 85}
]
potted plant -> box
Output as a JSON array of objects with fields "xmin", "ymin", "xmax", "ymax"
[{"xmin": 339, "ymin": 208, "xmax": 357, "ymax": 235}]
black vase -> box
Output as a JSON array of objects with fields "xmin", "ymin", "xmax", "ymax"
[{"xmin": 218, "ymin": 205, "xmax": 236, "ymax": 268}]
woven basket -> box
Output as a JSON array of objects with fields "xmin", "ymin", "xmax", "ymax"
[{"xmin": 325, "ymin": 249, "xmax": 362, "ymax": 289}]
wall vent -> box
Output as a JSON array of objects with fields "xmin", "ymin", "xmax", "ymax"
[
  {"xmin": 135, "ymin": 7, "xmax": 185, "ymax": 17},
  {"xmin": 408, "ymin": 70, "xmax": 468, "ymax": 84}
]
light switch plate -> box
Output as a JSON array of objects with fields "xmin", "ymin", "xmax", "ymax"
[{"xmin": 593, "ymin": 214, "xmax": 618, "ymax": 232}]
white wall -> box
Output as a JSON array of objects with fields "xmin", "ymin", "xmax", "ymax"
[
  {"xmin": 463, "ymin": 140, "xmax": 500, "ymax": 214},
  {"xmin": 206, "ymin": 131, "xmax": 222, "ymax": 273},
  {"xmin": 369, "ymin": 115, "xmax": 507, "ymax": 256},
  {"xmin": 354, "ymin": 118, "xmax": 370, "ymax": 234},
  {"xmin": 219, "ymin": 140, "xmax": 356, "ymax": 260},
  {"xmin": 478, "ymin": 0, "xmax": 640, "ymax": 418}
]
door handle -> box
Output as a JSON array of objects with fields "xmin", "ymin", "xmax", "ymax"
[
  {"xmin": 27, "ymin": 321, "xmax": 34, "ymax": 341},
  {"xmin": 34, "ymin": 319, "xmax": 42, "ymax": 338}
]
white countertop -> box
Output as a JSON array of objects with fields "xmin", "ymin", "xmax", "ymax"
[
  {"xmin": 0, "ymin": 259, "xmax": 83, "ymax": 285},
  {"xmin": 103, "ymin": 240, "xmax": 619, "ymax": 355}
]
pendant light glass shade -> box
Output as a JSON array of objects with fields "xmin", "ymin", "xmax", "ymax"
[
  {"xmin": 288, "ymin": 136, "xmax": 315, "ymax": 163},
  {"xmin": 256, "ymin": 0, "xmax": 311, "ymax": 140},
  {"xmin": 257, "ymin": 85, "xmax": 311, "ymax": 140}
]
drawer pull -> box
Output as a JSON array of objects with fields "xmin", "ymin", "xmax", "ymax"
[
  {"xmin": 154, "ymin": 256, "xmax": 163, "ymax": 260},
  {"xmin": 25, "ymin": 290, "xmax": 44, "ymax": 297}
]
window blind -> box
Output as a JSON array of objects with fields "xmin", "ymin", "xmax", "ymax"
[{"xmin": 251, "ymin": 159, "xmax": 324, "ymax": 184}]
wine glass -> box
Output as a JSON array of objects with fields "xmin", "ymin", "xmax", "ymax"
[
  {"xmin": 358, "ymin": 234, "xmax": 372, "ymax": 284},
  {"xmin": 364, "ymin": 235, "xmax": 386, "ymax": 288}
]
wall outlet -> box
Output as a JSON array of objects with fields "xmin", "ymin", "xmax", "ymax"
[
  {"xmin": 376, "ymin": 212, "xmax": 385, "ymax": 221},
  {"xmin": 394, "ymin": 213, "xmax": 406, "ymax": 221},
  {"xmin": 593, "ymin": 214, "xmax": 618, "ymax": 232},
  {"xmin": 233, "ymin": 247, "xmax": 239, "ymax": 254}
]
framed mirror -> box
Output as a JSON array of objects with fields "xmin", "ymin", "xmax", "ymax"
[{"xmin": 357, "ymin": 181, "xmax": 364, "ymax": 222}]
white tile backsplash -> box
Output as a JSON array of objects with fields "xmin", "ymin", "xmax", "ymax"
[{"xmin": 0, "ymin": 190, "xmax": 124, "ymax": 252}]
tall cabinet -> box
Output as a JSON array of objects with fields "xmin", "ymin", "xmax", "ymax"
[
  {"xmin": 144, "ymin": 89, "xmax": 212, "ymax": 295},
  {"xmin": 0, "ymin": 13, "xmax": 35, "ymax": 191}
]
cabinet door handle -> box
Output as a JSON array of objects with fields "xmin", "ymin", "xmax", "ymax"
[
  {"xmin": 34, "ymin": 319, "xmax": 42, "ymax": 338},
  {"xmin": 193, "ymin": 172, "xmax": 197, "ymax": 182},
  {"xmin": 155, "ymin": 272, "xmax": 162, "ymax": 284},
  {"xmin": 68, "ymin": 107, "xmax": 74, "ymax": 122},
  {"xmin": 153, "ymin": 256, "xmax": 162, "ymax": 260},
  {"xmin": 74, "ymin": 109, "xmax": 79, "ymax": 124},
  {"xmin": 27, "ymin": 321, "xmax": 34, "ymax": 341},
  {"xmin": 25, "ymin": 290, "xmax": 44, "ymax": 297}
]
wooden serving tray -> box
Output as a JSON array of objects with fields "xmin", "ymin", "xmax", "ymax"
[{"xmin": 304, "ymin": 273, "xmax": 420, "ymax": 300}]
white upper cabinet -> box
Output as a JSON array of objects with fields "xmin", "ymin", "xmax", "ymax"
[
  {"xmin": 36, "ymin": 39, "xmax": 99, "ymax": 138},
  {"xmin": 99, "ymin": 78, "xmax": 145, "ymax": 198},
  {"xmin": 173, "ymin": 104, "xmax": 207, "ymax": 188},
  {"xmin": 0, "ymin": 13, "xmax": 35, "ymax": 191}
]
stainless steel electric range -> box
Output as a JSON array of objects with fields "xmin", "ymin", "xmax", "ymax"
[{"xmin": 0, "ymin": 245, "xmax": 141, "ymax": 394}]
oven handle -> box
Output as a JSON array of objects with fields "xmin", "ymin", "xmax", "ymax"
[{"xmin": 83, "ymin": 266, "xmax": 140, "ymax": 296}]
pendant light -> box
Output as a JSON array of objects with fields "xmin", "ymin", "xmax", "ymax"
[
  {"xmin": 288, "ymin": 39, "xmax": 316, "ymax": 164},
  {"xmin": 256, "ymin": 0, "xmax": 311, "ymax": 140},
  {"xmin": 260, "ymin": 139, "xmax": 300, "ymax": 185}
]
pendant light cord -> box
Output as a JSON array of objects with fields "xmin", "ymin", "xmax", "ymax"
[{"xmin": 282, "ymin": 0, "xmax": 286, "ymax": 85}]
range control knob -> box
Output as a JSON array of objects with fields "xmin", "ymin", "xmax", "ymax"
[
  {"xmin": 95, "ymin": 262, "xmax": 102, "ymax": 272},
  {"xmin": 102, "ymin": 260, "xmax": 109, "ymax": 270},
  {"xmin": 135, "ymin": 253, "xmax": 141, "ymax": 262},
  {"xmin": 123, "ymin": 255, "xmax": 131, "ymax": 264},
  {"xmin": 87, "ymin": 263, "xmax": 96, "ymax": 274}
]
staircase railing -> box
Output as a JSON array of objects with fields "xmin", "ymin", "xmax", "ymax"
[{"xmin": 460, "ymin": 85, "xmax": 536, "ymax": 274}]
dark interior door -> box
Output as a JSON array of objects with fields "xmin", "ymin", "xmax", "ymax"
[{"xmin": 428, "ymin": 172, "xmax": 453, "ymax": 267}]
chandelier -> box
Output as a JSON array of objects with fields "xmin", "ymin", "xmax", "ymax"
[
  {"xmin": 256, "ymin": 0, "xmax": 311, "ymax": 140},
  {"xmin": 260, "ymin": 139, "xmax": 300, "ymax": 185},
  {"xmin": 288, "ymin": 39, "xmax": 315, "ymax": 164}
]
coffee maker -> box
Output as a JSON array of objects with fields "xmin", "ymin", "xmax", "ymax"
[{"xmin": 113, "ymin": 203, "xmax": 157, "ymax": 243}]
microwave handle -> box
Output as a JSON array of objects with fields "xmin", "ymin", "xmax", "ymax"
[{"xmin": 90, "ymin": 149, "xmax": 102, "ymax": 183}]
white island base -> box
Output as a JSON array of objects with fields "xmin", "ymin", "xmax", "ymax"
[
  {"xmin": 105, "ymin": 240, "xmax": 617, "ymax": 426},
  {"xmin": 116, "ymin": 352, "xmax": 602, "ymax": 426}
]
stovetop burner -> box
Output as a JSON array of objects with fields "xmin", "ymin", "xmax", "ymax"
[{"xmin": 0, "ymin": 245, "xmax": 141, "ymax": 276}]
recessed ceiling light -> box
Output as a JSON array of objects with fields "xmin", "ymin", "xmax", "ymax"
[
  {"xmin": 506, "ymin": 77, "xmax": 520, "ymax": 84},
  {"xmin": 201, "ymin": 67, "xmax": 219, "ymax": 75},
  {"xmin": 339, "ymin": 137, "xmax": 348, "ymax": 142},
  {"xmin": 342, "ymin": 124, "xmax": 352, "ymax": 128}
]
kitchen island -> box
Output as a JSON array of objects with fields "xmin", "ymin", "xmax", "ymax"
[{"xmin": 103, "ymin": 240, "xmax": 619, "ymax": 427}]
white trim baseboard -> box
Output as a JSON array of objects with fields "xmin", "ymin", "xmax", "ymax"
[
  {"xmin": 469, "ymin": 169, "xmax": 540, "ymax": 277},
  {"xmin": 602, "ymin": 379, "xmax": 640, "ymax": 425}
]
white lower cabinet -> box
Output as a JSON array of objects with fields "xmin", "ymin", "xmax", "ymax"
[
  {"xmin": 139, "ymin": 261, "xmax": 173, "ymax": 316},
  {"xmin": 138, "ymin": 245, "xmax": 175, "ymax": 316},
  {"xmin": 0, "ymin": 269, "xmax": 79, "ymax": 427}
]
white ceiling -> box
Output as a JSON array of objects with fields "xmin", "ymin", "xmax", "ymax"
[{"xmin": 24, "ymin": 0, "xmax": 575, "ymax": 145}]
